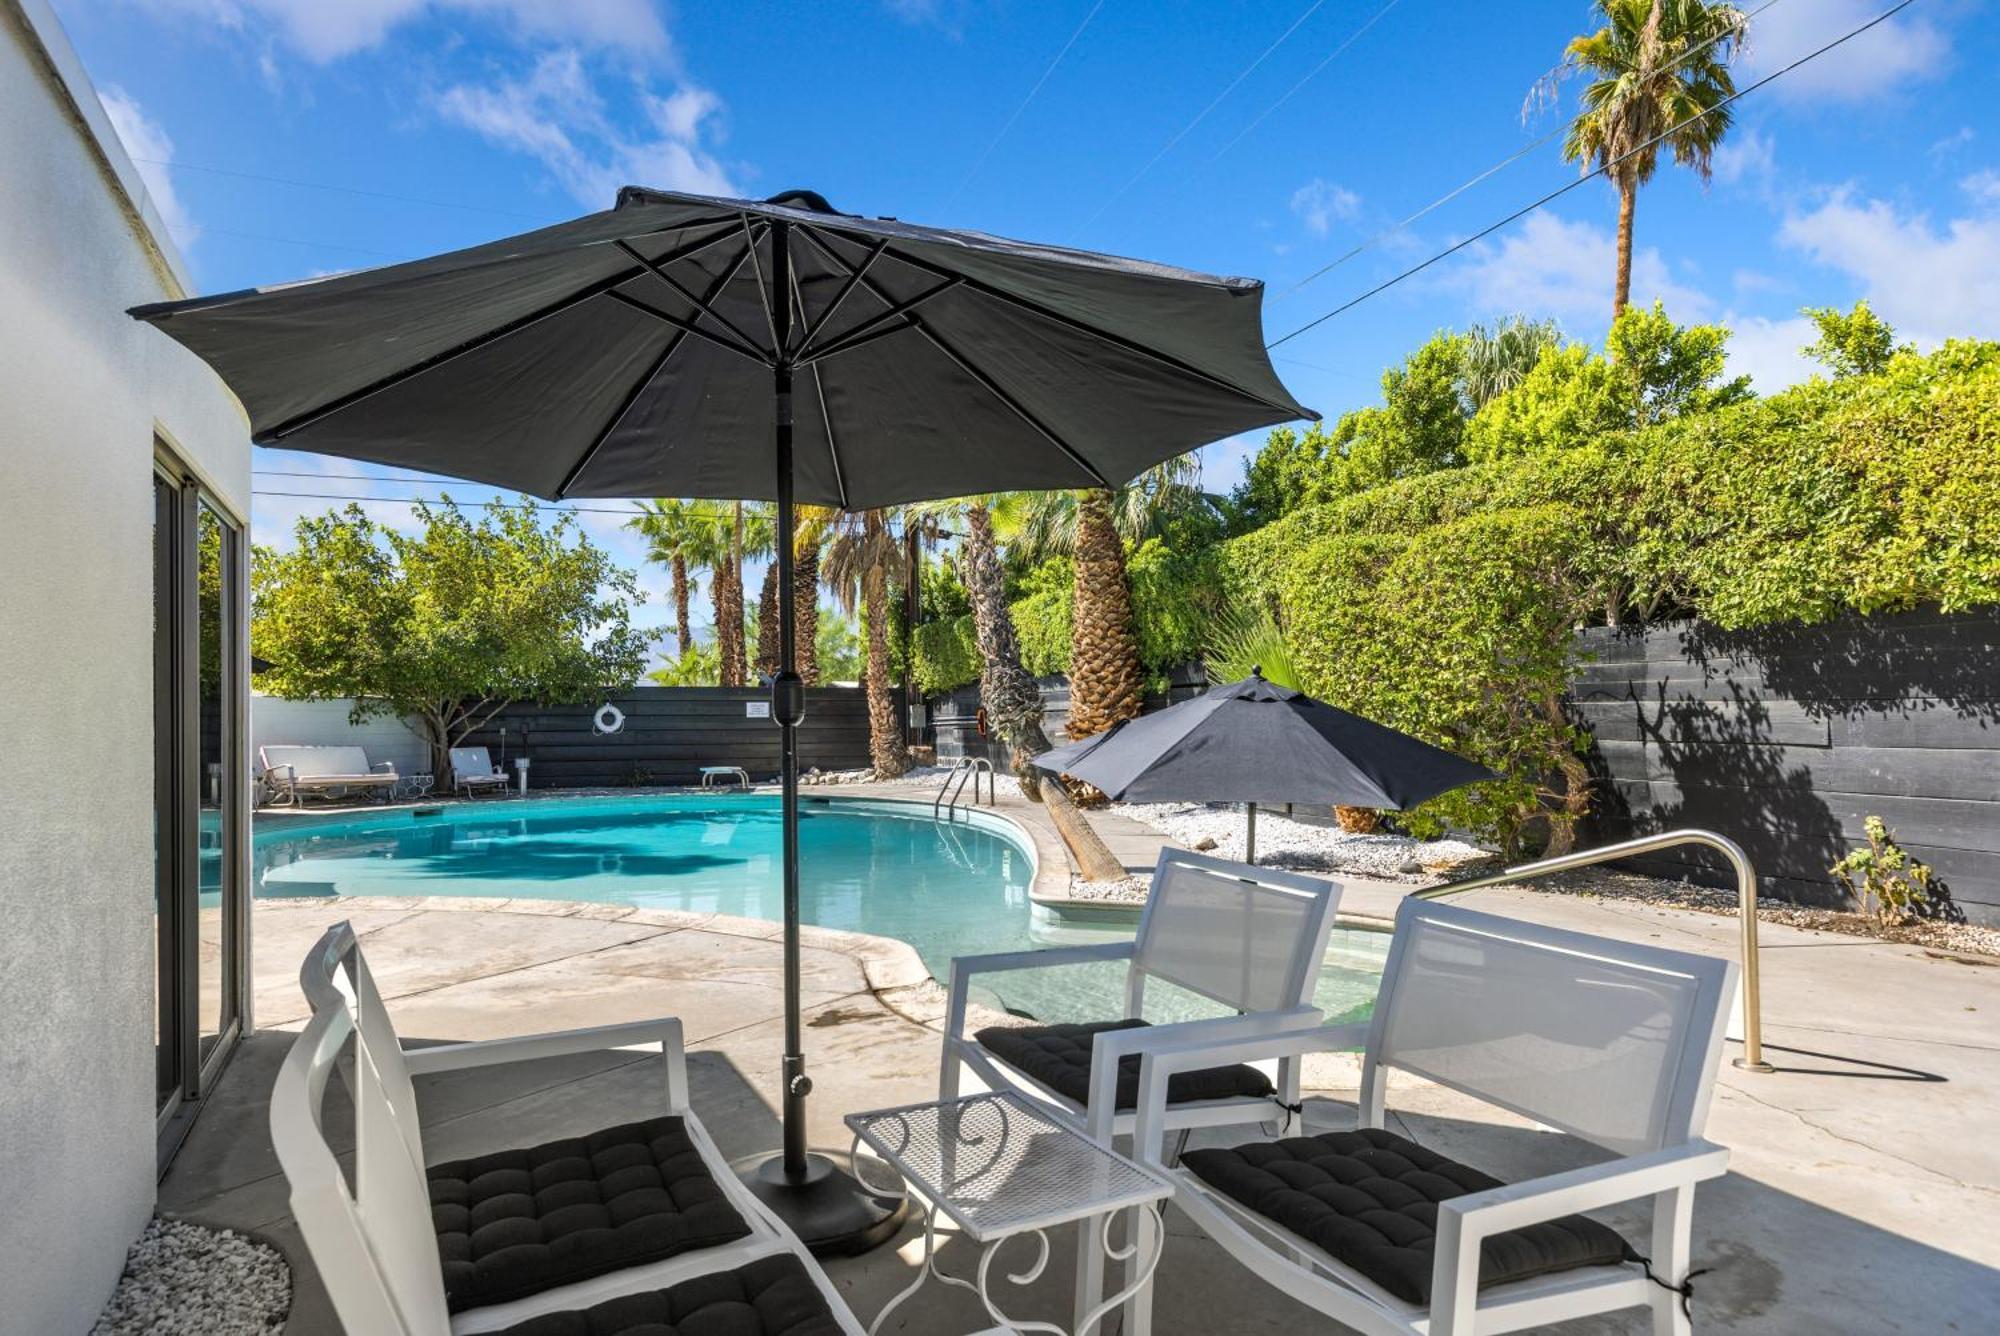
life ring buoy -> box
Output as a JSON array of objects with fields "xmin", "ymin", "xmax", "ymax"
[
  {"xmin": 593, "ymin": 702, "xmax": 626, "ymax": 735},
  {"xmin": 974, "ymin": 706, "xmax": 991, "ymax": 739}
]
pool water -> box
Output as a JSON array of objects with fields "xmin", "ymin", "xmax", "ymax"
[{"xmin": 254, "ymin": 793, "xmax": 1387, "ymax": 1024}]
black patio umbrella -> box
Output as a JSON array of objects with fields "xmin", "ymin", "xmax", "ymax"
[
  {"xmin": 129, "ymin": 187, "xmax": 1313, "ymax": 1250},
  {"xmin": 1035, "ymin": 670, "xmax": 1496, "ymax": 863}
]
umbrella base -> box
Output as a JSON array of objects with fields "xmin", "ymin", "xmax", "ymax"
[{"xmin": 735, "ymin": 1148, "xmax": 908, "ymax": 1256}]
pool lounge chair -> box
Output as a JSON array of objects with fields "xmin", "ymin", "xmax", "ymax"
[
  {"xmin": 259, "ymin": 744, "xmax": 398, "ymax": 806},
  {"xmin": 1117, "ymin": 897, "xmax": 1737, "ymax": 1336},
  {"xmin": 273, "ymin": 922, "xmax": 871, "ymax": 1335},
  {"xmin": 449, "ymin": 746, "xmax": 511, "ymax": 798}
]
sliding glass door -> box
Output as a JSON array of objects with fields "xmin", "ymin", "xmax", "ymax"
[{"xmin": 154, "ymin": 453, "xmax": 247, "ymax": 1163}]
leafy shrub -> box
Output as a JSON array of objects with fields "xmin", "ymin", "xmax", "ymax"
[
  {"xmin": 911, "ymin": 616, "xmax": 980, "ymax": 695},
  {"xmin": 1830, "ymin": 815, "xmax": 1935, "ymax": 925}
]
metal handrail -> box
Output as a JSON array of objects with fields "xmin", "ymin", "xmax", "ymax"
[
  {"xmin": 1418, "ymin": 828, "xmax": 1772, "ymax": 1073},
  {"xmin": 932, "ymin": 756, "xmax": 996, "ymax": 820}
]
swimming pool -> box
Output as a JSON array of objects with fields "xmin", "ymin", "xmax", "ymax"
[{"xmin": 253, "ymin": 793, "xmax": 1387, "ymax": 1024}]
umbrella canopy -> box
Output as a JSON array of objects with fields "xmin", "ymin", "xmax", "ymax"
[
  {"xmin": 130, "ymin": 187, "xmax": 1312, "ymax": 1252},
  {"xmin": 1035, "ymin": 671, "xmax": 1495, "ymax": 857},
  {"xmin": 130, "ymin": 188, "xmax": 1311, "ymax": 505}
]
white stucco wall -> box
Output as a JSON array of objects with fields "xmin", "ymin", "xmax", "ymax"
[
  {"xmin": 0, "ymin": 2, "xmax": 250, "ymax": 1330},
  {"xmin": 253, "ymin": 695, "xmax": 433, "ymax": 782}
]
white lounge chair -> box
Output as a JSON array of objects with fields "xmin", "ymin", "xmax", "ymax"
[
  {"xmin": 260, "ymin": 743, "xmax": 398, "ymax": 806},
  {"xmin": 449, "ymin": 746, "xmax": 511, "ymax": 798},
  {"xmin": 1120, "ymin": 896, "xmax": 1738, "ymax": 1336},
  {"xmin": 272, "ymin": 922, "xmax": 868, "ymax": 1335}
]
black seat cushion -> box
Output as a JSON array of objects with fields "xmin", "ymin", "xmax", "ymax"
[
  {"xmin": 429, "ymin": 1115, "xmax": 752, "ymax": 1313},
  {"xmin": 974, "ymin": 1018, "xmax": 1275, "ymax": 1110},
  {"xmin": 1182, "ymin": 1127, "xmax": 1633, "ymax": 1306},
  {"xmin": 490, "ymin": 1254, "xmax": 846, "ymax": 1336}
]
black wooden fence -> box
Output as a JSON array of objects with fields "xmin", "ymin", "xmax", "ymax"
[
  {"xmin": 930, "ymin": 664, "xmax": 1209, "ymax": 766},
  {"xmin": 1574, "ymin": 608, "xmax": 2000, "ymax": 925},
  {"xmin": 461, "ymin": 686, "xmax": 871, "ymax": 789}
]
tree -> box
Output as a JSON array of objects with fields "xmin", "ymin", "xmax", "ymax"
[
  {"xmin": 1460, "ymin": 317, "xmax": 1564, "ymax": 412},
  {"xmin": 1540, "ymin": 0, "xmax": 1749, "ymax": 316},
  {"xmin": 996, "ymin": 455, "xmax": 1210, "ymax": 740},
  {"xmin": 792, "ymin": 506, "xmax": 839, "ymax": 686},
  {"xmin": 627, "ymin": 499, "xmax": 708, "ymax": 656},
  {"xmin": 650, "ymin": 642, "xmax": 720, "ymax": 686},
  {"xmin": 813, "ymin": 609, "xmax": 863, "ymax": 682},
  {"xmin": 823, "ymin": 509, "xmax": 912, "ymax": 777},
  {"xmin": 255, "ymin": 499, "xmax": 651, "ymax": 782},
  {"xmin": 1804, "ymin": 300, "xmax": 1909, "ymax": 379}
]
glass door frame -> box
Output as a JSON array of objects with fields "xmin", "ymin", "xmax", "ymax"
[{"xmin": 153, "ymin": 443, "xmax": 250, "ymax": 1167}]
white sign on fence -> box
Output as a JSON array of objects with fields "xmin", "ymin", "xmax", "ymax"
[{"xmin": 744, "ymin": 700, "xmax": 770, "ymax": 719}]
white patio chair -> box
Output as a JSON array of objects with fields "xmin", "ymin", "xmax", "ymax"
[
  {"xmin": 1121, "ymin": 896, "xmax": 1738, "ymax": 1336},
  {"xmin": 272, "ymin": 921, "xmax": 868, "ymax": 1335},
  {"xmin": 448, "ymin": 745, "xmax": 511, "ymax": 798},
  {"xmin": 260, "ymin": 743, "xmax": 398, "ymax": 806}
]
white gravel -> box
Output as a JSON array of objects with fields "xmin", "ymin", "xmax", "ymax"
[
  {"xmin": 1117, "ymin": 801, "xmax": 1493, "ymax": 883},
  {"xmin": 92, "ymin": 1217, "xmax": 290, "ymax": 1336}
]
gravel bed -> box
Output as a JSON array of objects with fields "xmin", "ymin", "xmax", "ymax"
[
  {"xmin": 92, "ymin": 1217, "xmax": 290, "ymax": 1336},
  {"xmin": 1117, "ymin": 801, "xmax": 1494, "ymax": 883},
  {"xmin": 1065, "ymin": 876, "xmax": 1151, "ymax": 903}
]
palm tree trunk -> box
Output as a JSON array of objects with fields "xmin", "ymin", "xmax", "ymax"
[
  {"xmin": 1066, "ymin": 488, "xmax": 1145, "ymax": 740},
  {"xmin": 717, "ymin": 504, "xmax": 746, "ymax": 686},
  {"xmin": 671, "ymin": 554, "xmax": 691, "ymax": 656},
  {"xmin": 793, "ymin": 543, "xmax": 820, "ymax": 686},
  {"xmin": 1613, "ymin": 176, "xmax": 1637, "ymax": 319},
  {"xmin": 862, "ymin": 513, "xmax": 911, "ymax": 778},
  {"xmin": 755, "ymin": 562, "xmax": 780, "ymax": 680}
]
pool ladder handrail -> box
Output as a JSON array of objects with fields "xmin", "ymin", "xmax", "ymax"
[
  {"xmin": 1416, "ymin": 827, "xmax": 1772, "ymax": 1072},
  {"xmin": 933, "ymin": 756, "xmax": 996, "ymax": 821}
]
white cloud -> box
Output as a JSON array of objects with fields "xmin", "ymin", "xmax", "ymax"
[
  {"xmin": 142, "ymin": 0, "xmax": 668, "ymax": 64},
  {"xmin": 435, "ymin": 50, "xmax": 735, "ymax": 206},
  {"xmin": 1289, "ymin": 179, "xmax": 1360, "ymax": 237},
  {"xmin": 1779, "ymin": 189, "xmax": 2000, "ymax": 343},
  {"xmin": 1739, "ymin": 0, "xmax": 1948, "ymax": 102},
  {"xmin": 1722, "ymin": 313, "xmax": 1817, "ymax": 395},
  {"xmin": 1929, "ymin": 126, "xmax": 1976, "ymax": 162},
  {"xmin": 1446, "ymin": 211, "xmax": 1711, "ymax": 326},
  {"xmin": 1963, "ymin": 170, "xmax": 2000, "ymax": 207},
  {"xmin": 96, "ymin": 85, "xmax": 199, "ymax": 248},
  {"xmin": 1713, "ymin": 128, "xmax": 1775, "ymax": 187}
]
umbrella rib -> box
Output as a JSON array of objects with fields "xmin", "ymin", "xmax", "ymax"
[
  {"xmin": 258, "ymin": 223, "xmax": 742, "ymax": 443},
  {"xmin": 807, "ymin": 360, "xmax": 851, "ymax": 510},
  {"xmin": 602, "ymin": 289, "xmax": 771, "ymax": 366},
  {"xmin": 555, "ymin": 235, "xmax": 762, "ymax": 499},
  {"xmin": 739, "ymin": 214, "xmax": 783, "ymax": 357},
  {"xmin": 614, "ymin": 238, "xmax": 772, "ymax": 359},
  {"xmin": 797, "ymin": 229, "xmax": 1112, "ymax": 489},
  {"xmin": 798, "ymin": 237, "xmax": 889, "ymax": 350},
  {"xmin": 817, "ymin": 222, "xmax": 1305, "ymax": 419},
  {"xmin": 796, "ymin": 277, "xmax": 962, "ymax": 364}
]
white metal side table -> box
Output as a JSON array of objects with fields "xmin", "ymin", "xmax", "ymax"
[{"xmin": 845, "ymin": 1091, "xmax": 1173, "ymax": 1336}]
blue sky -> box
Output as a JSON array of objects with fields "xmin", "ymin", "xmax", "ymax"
[{"xmin": 55, "ymin": 0, "xmax": 1999, "ymax": 653}]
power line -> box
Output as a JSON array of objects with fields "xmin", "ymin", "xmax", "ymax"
[
  {"xmin": 939, "ymin": 0, "xmax": 1108, "ymax": 215},
  {"xmin": 134, "ymin": 157, "xmax": 551, "ymax": 222},
  {"xmin": 1267, "ymin": 0, "xmax": 1907, "ymax": 350},
  {"xmin": 201, "ymin": 226, "xmax": 404, "ymax": 260},
  {"xmin": 255, "ymin": 467, "xmax": 459, "ymax": 484},
  {"xmin": 1202, "ymin": 0, "xmax": 1407, "ymax": 169},
  {"xmin": 1076, "ymin": 0, "xmax": 1331, "ymax": 233},
  {"xmin": 1274, "ymin": 0, "xmax": 1785, "ymax": 303}
]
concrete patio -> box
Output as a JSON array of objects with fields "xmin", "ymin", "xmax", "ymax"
[{"xmin": 164, "ymin": 832, "xmax": 2000, "ymax": 1335}]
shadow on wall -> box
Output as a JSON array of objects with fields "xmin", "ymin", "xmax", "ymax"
[{"xmin": 1573, "ymin": 608, "xmax": 2000, "ymax": 920}]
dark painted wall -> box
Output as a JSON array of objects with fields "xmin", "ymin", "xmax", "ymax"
[
  {"xmin": 930, "ymin": 664, "xmax": 1209, "ymax": 766},
  {"xmin": 1573, "ymin": 608, "xmax": 2000, "ymax": 925},
  {"xmin": 461, "ymin": 686, "xmax": 871, "ymax": 788}
]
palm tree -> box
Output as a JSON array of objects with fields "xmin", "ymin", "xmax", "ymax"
[
  {"xmin": 627, "ymin": 499, "xmax": 710, "ymax": 656},
  {"xmin": 1537, "ymin": 0, "xmax": 1748, "ymax": 316},
  {"xmin": 823, "ymin": 508, "xmax": 911, "ymax": 778},
  {"xmin": 711, "ymin": 502, "xmax": 775, "ymax": 687},
  {"xmin": 1460, "ymin": 316, "xmax": 1563, "ymax": 411},
  {"xmin": 792, "ymin": 506, "xmax": 840, "ymax": 687},
  {"xmin": 996, "ymin": 454, "xmax": 1212, "ymax": 740}
]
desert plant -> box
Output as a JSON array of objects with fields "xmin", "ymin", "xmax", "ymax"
[{"xmin": 1830, "ymin": 816, "xmax": 1935, "ymax": 926}]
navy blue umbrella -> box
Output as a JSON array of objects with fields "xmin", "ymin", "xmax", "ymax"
[{"xmin": 1036, "ymin": 670, "xmax": 1496, "ymax": 862}]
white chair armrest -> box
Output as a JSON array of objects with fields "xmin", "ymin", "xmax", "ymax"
[
  {"xmin": 403, "ymin": 1016, "xmax": 687, "ymax": 1098},
  {"xmin": 1130, "ymin": 1021, "xmax": 1375, "ymax": 1162},
  {"xmin": 1429, "ymin": 1139, "xmax": 1729, "ymax": 1325},
  {"xmin": 265, "ymin": 763, "xmax": 297, "ymax": 781},
  {"xmin": 941, "ymin": 942, "xmax": 1139, "ymax": 1043},
  {"xmin": 372, "ymin": 761, "xmax": 397, "ymax": 774},
  {"xmin": 1083, "ymin": 1007, "xmax": 1323, "ymax": 1138}
]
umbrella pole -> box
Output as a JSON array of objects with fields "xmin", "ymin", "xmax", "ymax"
[
  {"xmin": 1245, "ymin": 802, "xmax": 1257, "ymax": 865},
  {"xmin": 738, "ymin": 216, "xmax": 904, "ymax": 1254}
]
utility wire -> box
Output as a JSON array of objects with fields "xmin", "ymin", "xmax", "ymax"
[
  {"xmin": 1267, "ymin": 0, "xmax": 1908, "ymax": 349},
  {"xmin": 1076, "ymin": 0, "xmax": 1331, "ymax": 233},
  {"xmin": 939, "ymin": 0, "xmax": 1108, "ymax": 214},
  {"xmin": 1274, "ymin": 0, "xmax": 1785, "ymax": 303},
  {"xmin": 133, "ymin": 157, "xmax": 551, "ymax": 222},
  {"xmin": 1202, "ymin": 0, "xmax": 1407, "ymax": 169}
]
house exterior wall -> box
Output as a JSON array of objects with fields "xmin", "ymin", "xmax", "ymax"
[
  {"xmin": 252, "ymin": 695, "xmax": 435, "ymax": 786},
  {"xmin": 0, "ymin": 3, "xmax": 250, "ymax": 1330}
]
